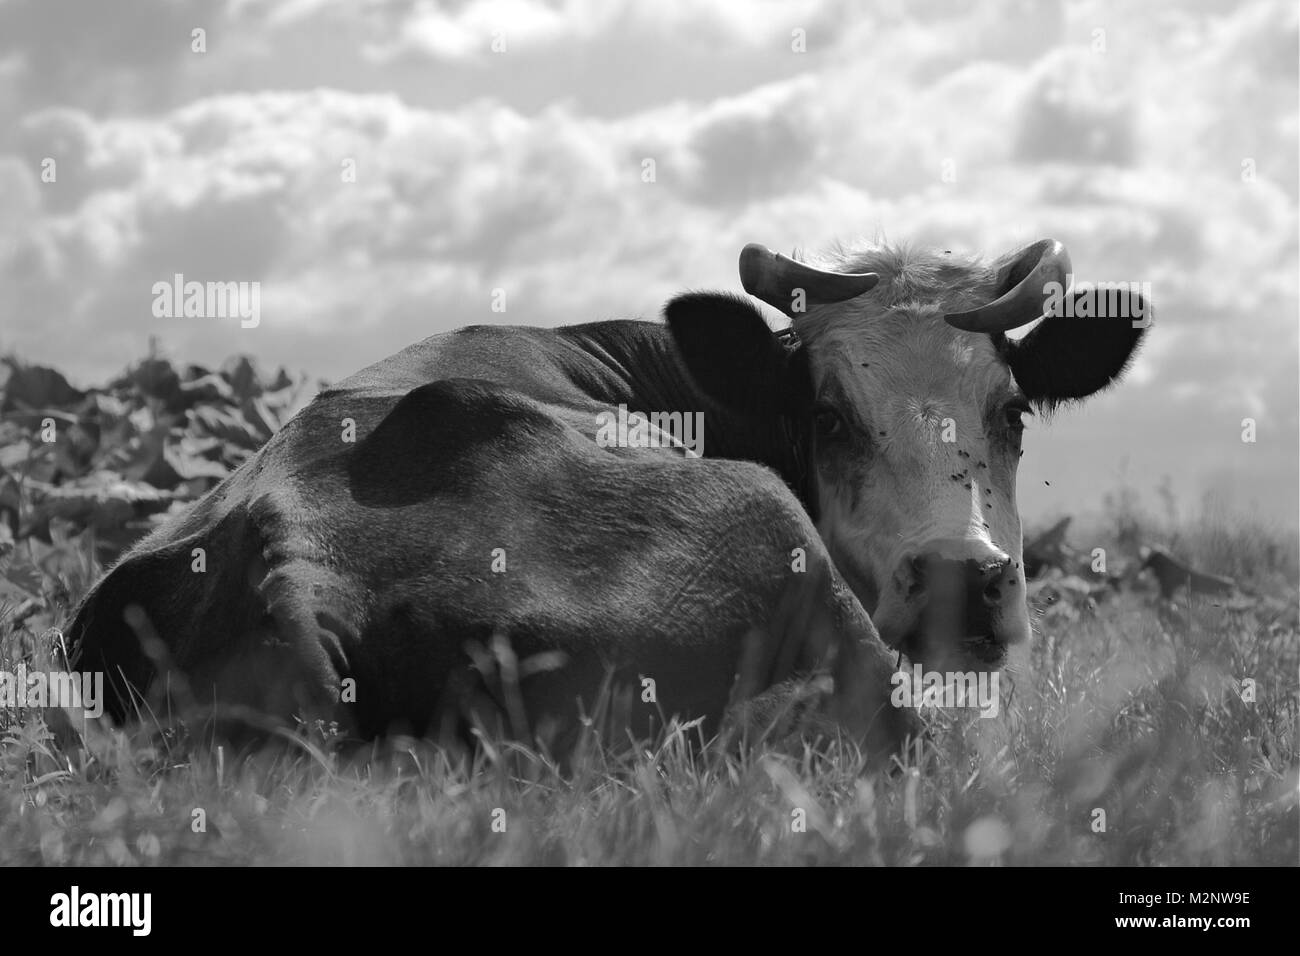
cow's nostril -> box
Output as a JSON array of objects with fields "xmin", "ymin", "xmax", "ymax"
[
  {"xmin": 903, "ymin": 554, "xmax": 927, "ymax": 596},
  {"xmin": 974, "ymin": 557, "xmax": 1012, "ymax": 606}
]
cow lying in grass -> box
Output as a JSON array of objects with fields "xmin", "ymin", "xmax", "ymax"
[{"xmin": 67, "ymin": 238, "xmax": 1147, "ymax": 760}]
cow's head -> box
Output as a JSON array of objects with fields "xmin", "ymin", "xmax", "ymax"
[{"xmin": 667, "ymin": 239, "xmax": 1148, "ymax": 672}]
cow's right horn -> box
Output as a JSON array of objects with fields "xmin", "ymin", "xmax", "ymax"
[
  {"xmin": 944, "ymin": 239, "xmax": 1072, "ymax": 333},
  {"xmin": 740, "ymin": 243, "xmax": 880, "ymax": 318}
]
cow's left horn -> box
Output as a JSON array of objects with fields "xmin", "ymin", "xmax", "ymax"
[
  {"xmin": 740, "ymin": 243, "xmax": 879, "ymax": 317},
  {"xmin": 944, "ymin": 239, "xmax": 1072, "ymax": 333}
]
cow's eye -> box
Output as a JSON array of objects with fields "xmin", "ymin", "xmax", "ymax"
[
  {"xmin": 1004, "ymin": 402, "xmax": 1031, "ymax": 432},
  {"xmin": 813, "ymin": 406, "xmax": 846, "ymax": 439}
]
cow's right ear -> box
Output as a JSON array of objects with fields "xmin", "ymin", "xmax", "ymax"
[{"xmin": 665, "ymin": 292, "xmax": 809, "ymax": 417}]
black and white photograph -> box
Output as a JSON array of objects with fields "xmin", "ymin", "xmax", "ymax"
[{"xmin": 0, "ymin": 0, "xmax": 1295, "ymax": 906}]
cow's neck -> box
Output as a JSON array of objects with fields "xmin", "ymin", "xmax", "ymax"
[{"xmin": 558, "ymin": 321, "xmax": 813, "ymax": 512}]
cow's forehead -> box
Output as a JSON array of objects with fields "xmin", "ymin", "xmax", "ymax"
[
  {"xmin": 804, "ymin": 310, "xmax": 1012, "ymax": 413},
  {"xmin": 797, "ymin": 242, "xmax": 995, "ymax": 306},
  {"xmin": 788, "ymin": 243, "xmax": 1014, "ymax": 406}
]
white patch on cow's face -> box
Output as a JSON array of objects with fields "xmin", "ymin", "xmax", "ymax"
[{"xmin": 803, "ymin": 304, "xmax": 1031, "ymax": 671}]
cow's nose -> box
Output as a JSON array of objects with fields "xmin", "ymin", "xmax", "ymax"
[{"xmin": 902, "ymin": 551, "xmax": 1019, "ymax": 635}]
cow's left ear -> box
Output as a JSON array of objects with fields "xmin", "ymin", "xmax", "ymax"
[
  {"xmin": 665, "ymin": 291, "xmax": 809, "ymax": 416},
  {"xmin": 1003, "ymin": 288, "xmax": 1150, "ymax": 410}
]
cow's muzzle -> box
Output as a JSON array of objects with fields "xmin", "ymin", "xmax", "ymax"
[{"xmin": 886, "ymin": 546, "xmax": 1028, "ymax": 669}]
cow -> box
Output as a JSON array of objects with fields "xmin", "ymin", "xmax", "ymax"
[{"xmin": 66, "ymin": 237, "xmax": 1147, "ymax": 760}]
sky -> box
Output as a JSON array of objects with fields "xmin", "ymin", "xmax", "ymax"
[{"xmin": 0, "ymin": 0, "xmax": 1296, "ymax": 527}]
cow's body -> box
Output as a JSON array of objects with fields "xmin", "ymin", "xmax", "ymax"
[
  {"xmin": 68, "ymin": 320, "xmax": 907, "ymax": 756},
  {"xmin": 67, "ymin": 237, "xmax": 1148, "ymax": 759}
]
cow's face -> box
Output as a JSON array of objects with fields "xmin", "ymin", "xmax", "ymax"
[
  {"xmin": 801, "ymin": 305, "xmax": 1029, "ymax": 670},
  {"xmin": 668, "ymin": 239, "xmax": 1148, "ymax": 672}
]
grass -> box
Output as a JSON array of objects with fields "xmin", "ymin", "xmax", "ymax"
[{"xmin": 1, "ymin": 487, "xmax": 1297, "ymax": 866}]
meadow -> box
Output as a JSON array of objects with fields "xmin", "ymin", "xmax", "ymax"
[{"xmin": 1, "ymin": 354, "xmax": 1296, "ymax": 866}]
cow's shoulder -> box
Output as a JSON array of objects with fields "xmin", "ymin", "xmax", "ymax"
[{"xmin": 345, "ymin": 377, "xmax": 576, "ymax": 505}]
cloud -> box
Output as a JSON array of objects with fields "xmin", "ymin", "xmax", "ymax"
[
  {"xmin": 1012, "ymin": 48, "xmax": 1135, "ymax": 166},
  {"xmin": 360, "ymin": 0, "xmax": 832, "ymax": 63},
  {"xmin": 0, "ymin": 0, "xmax": 1294, "ymax": 521},
  {"xmin": 0, "ymin": 0, "xmax": 211, "ymax": 112}
]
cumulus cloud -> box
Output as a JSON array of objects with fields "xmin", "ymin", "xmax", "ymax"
[
  {"xmin": 0, "ymin": 0, "xmax": 1294, "ymax": 521},
  {"xmin": 1012, "ymin": 49, "xmax": 1135, "ymax": 166},
  {"xmin": 358, "ymin": 0, "xmax": 833, "ymax": 63},
  {"xmin": 0, "ymin": 0, "xmax": 212, "ymax": 112}
]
